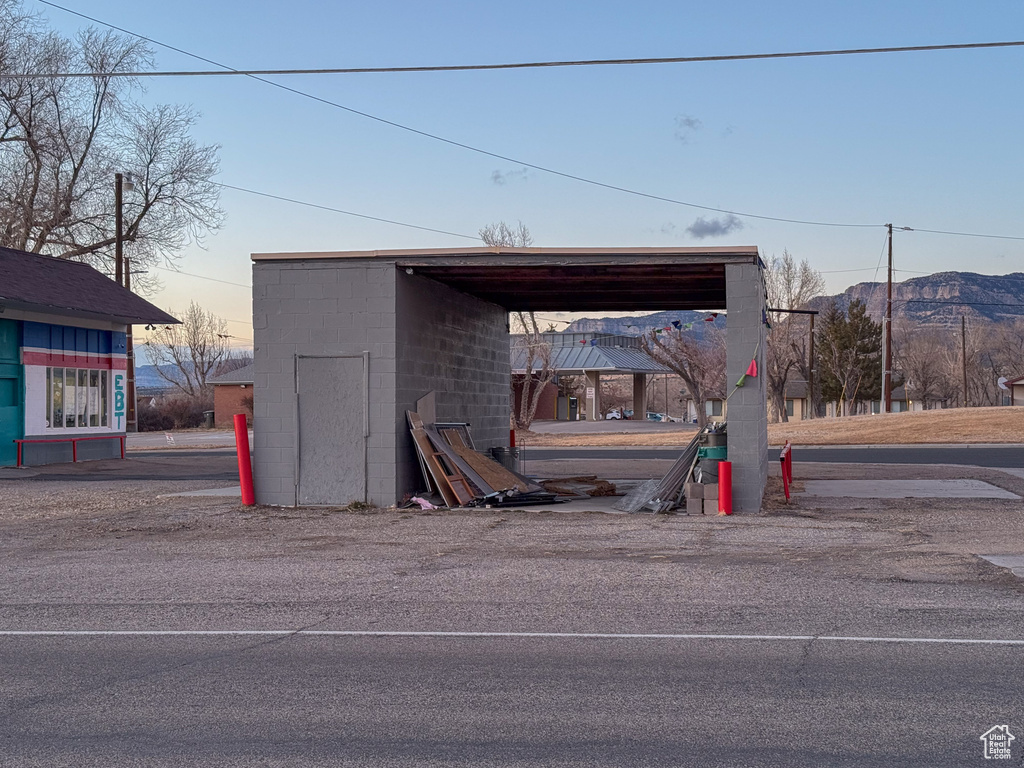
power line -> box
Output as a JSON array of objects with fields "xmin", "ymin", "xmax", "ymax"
[
  {"xmin": 901, "ymin": 299, "xmax": 1024, "ymax": 308},
  {"xmin": 150, "ymin": 264, "xmax": 249, "ymax": 288},
  {"xmin": 12, "ymin": 39, "xmax": 1024, "ymax": 79},
  {"xmin": 36, "ymin": 2, "xmax": 1024, "ymax": 242},
  {"xmin": 214, "ymin": 183, "xmax": 479, "ymax": 240},
  {"xmin": 896, "ymin": 226, "xmax": 1024, "ymax": 242},
  {"xmin": 35, "ymin": 0, "xmax": 883, "ymax": 231}
]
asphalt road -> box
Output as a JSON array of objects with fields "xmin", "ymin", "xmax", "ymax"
[
  {"xmin": 1, "ymin": 633, "xmax": 1019, "ymax": 767},
  {"xmin": 523, "ymin": 444, "xmax": 1024, "ymax": 468}
]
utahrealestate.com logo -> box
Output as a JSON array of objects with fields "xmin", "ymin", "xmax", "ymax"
[{"xmin": 980, "ymin": 725, "xmax": 1015, "ymax": 760}]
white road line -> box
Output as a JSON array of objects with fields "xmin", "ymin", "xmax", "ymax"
[{"xmin": 0, "ymin": 630, "xmax": 1021, "ymax": 645}]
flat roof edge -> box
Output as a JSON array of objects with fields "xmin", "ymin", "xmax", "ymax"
[{"xmin": 252, "ymin": 245, "xmax": 761, "ymax": 262}]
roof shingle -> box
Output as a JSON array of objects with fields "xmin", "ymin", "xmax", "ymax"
[{"xmin": 0, "ymin": 246, "xmax": 179, "ymax": 325}]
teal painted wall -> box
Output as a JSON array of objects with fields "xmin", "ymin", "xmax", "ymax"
[{"xmin": 0, "ymin": 319, "xmax": 23, "ymax": 466}]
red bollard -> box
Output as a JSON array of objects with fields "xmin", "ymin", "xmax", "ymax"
[
  {"xmin": 234, "ymin": 413, "xmax": 255, "ymax": 506},
  {"xmin": 718, "ymin": 460, "xmax": 733, "ymax": 515},
  {"xmin": 779, "ymin": 442, "xmax": 792, "ymax": 502}
]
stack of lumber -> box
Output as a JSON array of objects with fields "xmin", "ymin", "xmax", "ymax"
[{"xmin": 407, "ymin": 410, "xmax": 557, "ymax": 507}]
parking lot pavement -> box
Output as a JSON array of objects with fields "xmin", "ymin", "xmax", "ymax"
[
  {"xmin": 1, "ymin": 454, "xmax": 1023, "ymax": 765},
  {"xmin": 528, "ymin": 419, "xmax": 698, "ymax": 434},
  {"xmin": 126, "ymin": 429, "xmax": 249, "ymax": 450}
]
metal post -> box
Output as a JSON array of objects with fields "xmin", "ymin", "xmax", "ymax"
[{"xmin": 884, "ymin": 223, "xmax": 893, "ymax": 414}]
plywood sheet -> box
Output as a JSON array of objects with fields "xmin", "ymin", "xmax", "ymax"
[
  {"xmin": 411, "ymin": 428, "xmax": 456, "ymax": 506},
  {"xmin": 449, "ymin": 444, "xmax": 532, "ymax": 493}
]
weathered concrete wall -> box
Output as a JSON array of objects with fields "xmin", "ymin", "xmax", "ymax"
[
  {"xmin": 252, "ymin": 260, "xmax": 397, "ymax": 506},
  {"xmin": 395, "ymin": 271, "xmax": 510, "ymax": 499},
  {"xmin": 725, "ymin": 261, "xmax": 768, "ymax": 512}
]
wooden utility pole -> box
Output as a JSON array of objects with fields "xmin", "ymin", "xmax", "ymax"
[
  {"xmin": 116, "ymin": 172, "xmax": 138, "ymax": 433},
  {"xmin": 808, "ymin": 312, "xmax": 816, "ymax": 419},
  {"xmin": 114, "ymin": 173, "xmax": 124, "ymax": 287},
  {"xmin": 883, "ymin": 223, "xmax": 893, "ymax": 414},
  {"xmin": 961, "ymin": 315, "xmax": 968, "ymax": 408}
]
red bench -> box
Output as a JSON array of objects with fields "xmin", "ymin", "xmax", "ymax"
[{"xmin": 14, "ymin": 435, "xmax": 126, "ymax": 468}]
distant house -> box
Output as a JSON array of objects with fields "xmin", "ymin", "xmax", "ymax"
[
  {"xmin": 784, "ymin": 380, "xmax": 810, "ymax": 421},
  {"xmin": 209, "ymin": 362, "xmax": 254, "ymax": 427},
  {"xmin": 0, "ymin": 246, "xmax": 177, "ymax": 467},
  {"xmin": 1006, "ymin": 375, "xmax": 1024, "ymax": 406}
]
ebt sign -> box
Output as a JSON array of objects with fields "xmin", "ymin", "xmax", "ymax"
[{"xmin": 114, "ymin": 373, "xmax": 125, "ymax": 430}]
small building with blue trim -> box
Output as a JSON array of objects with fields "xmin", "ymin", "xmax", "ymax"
[{"xmin": 0, "ymin": 246, "xmax": 178, "ymax": 467}]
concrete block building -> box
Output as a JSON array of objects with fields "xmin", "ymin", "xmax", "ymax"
[
  {"xmin": 251, "ymin": 247, "xmax": 768, "ymax": 512},
  {"xmin": 0, "ymin": 247, "xmax": 178, "ymax": 467}
]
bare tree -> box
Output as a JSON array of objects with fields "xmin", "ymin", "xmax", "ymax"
[
  {"xmin": 482, "ymin": 221, "xmax": 552, "ymax": 429},
  {"xmin": 892, "ymin": 321, "xmax": 955, "ymax": 409},
  {"xmin": 764, "ymin": 251, "xmax": 825, "ymax": 422},
  {"xmin": 510, "ymin": 311, "xmax": 557, "ymax": 429},
  {"xmin": 480, "ymin": 220, "xmax": 532, "ymax": 248},
  {"xmin": 144, "ymin": 302, "xmax": 230, "ymax": 399},
  {"xmin": 640, "ymin": 327, "xmax": 725, "ymax": 429},
  {"xmin": 0, "ymin": 1, "xmax": 222, "ymax": 288}
]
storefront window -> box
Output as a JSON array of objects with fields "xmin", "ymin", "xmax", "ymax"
[
  {"xmin": 46, "ymin": 367, "xmax": 108, "ymax": 429},
  {"xmin": 65, "ymin": 368, "xmax": 76, "ymax": 427},
  {"xmin": 52, "ymin": 367, "xmax": 63, "ymax": 428}
]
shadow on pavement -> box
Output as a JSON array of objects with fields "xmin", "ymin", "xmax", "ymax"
[{"xmin": 2, "ymin": 449, "xmax": 240, "ymax": 483}]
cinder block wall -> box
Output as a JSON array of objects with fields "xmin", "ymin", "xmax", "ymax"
[
  {"xmin": 725, "ymin": 261, "xmax": 768, "ymax": 512},
  {"xmin": 252, "ymin": 259, "xmax": 398, "ymax": 506},
  {"xmin": 395, "ymin": 271, "xmax": 510, "ymax": 499}
]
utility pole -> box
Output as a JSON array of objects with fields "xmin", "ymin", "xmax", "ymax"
[
  {"xmin": 116, "ymin": 172, "xmax": 138, "ymax": 432},
  {"xmin": 883, "ymin": 223, "xmax": 893, "ymax": 414},
  {"xmin": 114, "ymin": 173, "xmax": 124, "ymax": 286},
  {"xmin": 807, "ymin": 312, "xmax": 816, "ymax": 419},
  {"xmin": 961, "ymin": 315, "xmax": 968, "ymax": 408}
]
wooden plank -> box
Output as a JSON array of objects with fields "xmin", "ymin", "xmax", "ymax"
[
  {"xmin": 440, "ymin": 428, "xmax": 467, "ymax": 449},
  {"xmin": 435, "ymin": 422, "xmax": 476, "ymax": 449},
  {"xmin": 424, "ymin": 428, "xmax": 495, "ymax": 496},
  {"xmin": 430, "ymin": 444, "xmax": 475, "ymax": 506},
  {"xmin": 405, "ymin": 412, "xmax": 434, "ymax": 494},
  {"xmin": 411, "ymin": 428, "xmax": 457, "ymax": 506},
  {"xmin": 448, "ymin": 444, "xmax": 533, "ymax": 493}
]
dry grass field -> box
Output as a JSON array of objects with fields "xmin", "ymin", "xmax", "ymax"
[
  {"xmin": 519, "ymin": 407, "xmax": 1024, "ymax": 447},
  {"xmin": 768, "ymin": 405, "xmax": 1024, "ymax": 445}
]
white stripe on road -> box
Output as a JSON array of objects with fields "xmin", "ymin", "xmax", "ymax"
[{"xmin": 0, "ymin": 630, "xmax": 1021, "ymax": 645}]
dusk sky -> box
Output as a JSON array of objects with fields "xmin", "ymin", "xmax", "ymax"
[{"xmin": 37, "ymin": 0, "xmax": 1024, "ymax": 345}]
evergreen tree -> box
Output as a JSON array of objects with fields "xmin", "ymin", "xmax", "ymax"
[{"xmin": 816, "ymin": 299, "xmax": 882, "ymax": 415}]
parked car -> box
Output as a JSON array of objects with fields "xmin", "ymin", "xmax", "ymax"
[
  {"xmin": 606, "ymin": 408, "xmax": 635, "ymax": 420},
  {"xmin": 645, "ymin": 411, "xmax": 666, "ymax": 422}
]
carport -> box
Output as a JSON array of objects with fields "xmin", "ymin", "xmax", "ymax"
[{"xmin": 251, "ymin": 246, "xmax": 767, "ymax": 511}]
